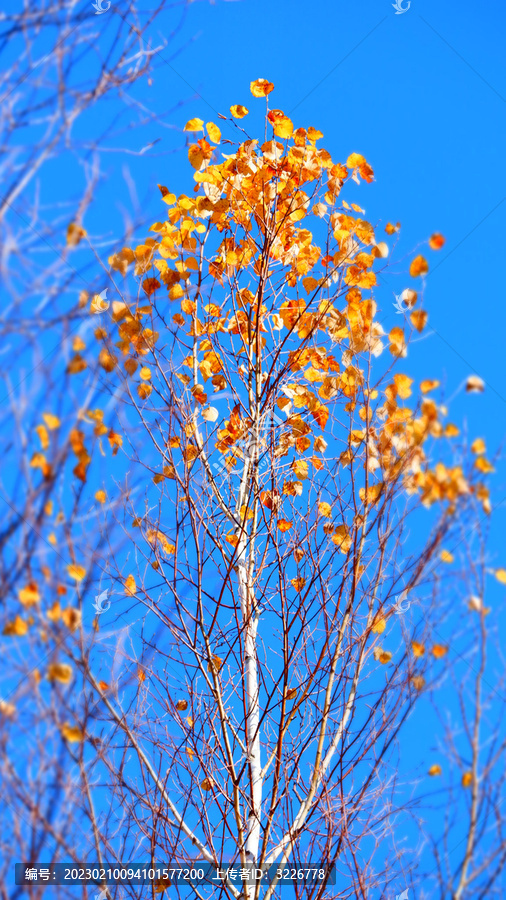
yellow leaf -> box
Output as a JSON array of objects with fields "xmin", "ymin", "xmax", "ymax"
[
  {"xmin": 3, "ymin": 615, "xmax": 28, "ymax": 637},
  {"xmin": 61, "ymin": 722, "xmax": 85, "ymax": 743},
  {"xmin": 302, "ymin": 276, "xmax": 318, "ymax": 294},
  {"xmin": 410, "ymin": 310, "xmax": 428, "ymax": 332},
  {"xmin": 176, "ymin": 699, "xmax": 188, "ymax": 711},
  {"xmin": 409, "ymin": 255, "xmax": 429, "ymax": 277},
  {"xmin": 250, "ymin": 78, "xmax": 274, "ymax": 97},
  {"xmin": 428, "ymin": 764, "xmax": 442, "ymax": 776},
  {"xmin": 230, "ymin": 104, "xmax": 248, "ymax": 119},
  {"xmin": 66, "ymin": 222, "xmax": 87, "ymax": 247},
  {"xmin": 388, "ymin": 326, "xmax": 406, "ymax": 357},
  {"xmin": 137, "ymin": 383, "xmax": 152, "ymax": 400},
  {"xmin": 359, "ymin": 483, "xmax": 383, "ymax": 506},
  {"xmin": 124, "ymin": 575, "xmax": 137, "ymax": 596},
  {"xmin": 0, "ymin": 700, "xmax": 16, "ymax": 718},
  {"xmin": 201, "ymin": 777, "xmax": 213, "ymax": 791},
  {"xmin": 471, "ymin": 437, "xmax": 486, "ymax": 454},
  {"xmin": 410, "ymin": 675, "xmax": 425, "ymax": 690},
  {"xmin": 206, "ymin": 122, "xmax": 221, "ymax": 143},
  {"xmin": 371, "ymin": 617, "xmax": 386, "ymax": 634},
  {"xmin": 67, "ymin": 564, "xmax": 86, "ymax": 583},
  {"xmin": 184, "ymin": 118, "xmax": 204, "ymax": 132},
  {"xmin": 292, "ymin": 459, "xmax": 308, "ymax": 480},
  {"xmin": 411, "ymin": 641, "xmax": 425, "ymax": 657},
  {"xmin": 346, "ymin": 152, "xmax": 365, "ymax": 168},
  {"xmin": 95, "ymin": 489, "xmax": 107, "ymax": 504},
  {"xmin": 267, "ymin": 109, "xmax": 293, "ymax": 139},
  {"xmin": 440, "ymin": 550, "xmax": 454, "ymax": 564},
  {"xmin": 474, "ymin": 456, "xmax": 494, "ymax": 474},
  {"xmin": 61, "ymin": 607, "xmax": 81, "ymax": 632},
  {"xmin": 18, "ymin": 583, "xmax": 40, "ymax": 607},
  {"xmin": 35, "ymin": 424, "xmax": 49, "ymax": 450},
  {"xmin": 373, "ymin": 648, "xmax": 392, "ymax": 664},
  {"xmin": 462, "ymin": 771, "xmax": 473, "ymax": 788},
  {"xmin": 494, "ymin": 568, "xmax": 506, "ymax": 584},
  {"xmin": 318, "ymin": 501, "xmax": 332, "ymax": 518},
  {"xmin": 202, "ymin": 407, "xmax": 219, "ymax": 422},
  {"xmin": 47, "ymin": 663, "xmax": 73, "ymax": 684},
  {"xmin": 307, "ymin": 126, "xmax": 323, "ymax": 143},
  {"xmin": 208, "ymin": 654, "xmax": 222, "ymax": 673},
  {"xmin": 332, "ymin": 525, "xmax": 352, "ymax": 553},
  {"xmin": 140, "ymin": 366, "xmax": 152, "ymax": 381},
  {"xmin": 291, "ymin": 577, "xmax": 306, "ymax": 593},
  {"xmin": 393, "ymin": 373, "xmax": 413, "ymax": 399},
  {"xmin": 90, "ymin": 293, "xmax": 109, "ymax": 314},
  {"xmin": 47, "ymin": 601, "xmax": 62, "ymax": 622},
  {"xmin": 432, "ymin": 644, "xmax": 448, "ymax": 658}
]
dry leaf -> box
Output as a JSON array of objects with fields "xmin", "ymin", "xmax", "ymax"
[
  {"xmin": 47, "ymin": 663, "xmax": 73, "ymax": 684},
  {"xmin": 440, "ymin": 550, "xmax": 454, "ymax": 564},
  {"xmin": 61, "ymin": 722, "xmax": 85, "ymax": 743},
  {"xmin": 466, "ymin": 375, "xmax": 485, "ymax": 393},
  {"xmin": 67, "ymin": 564, "xmax": 86, "ymax": 583}
]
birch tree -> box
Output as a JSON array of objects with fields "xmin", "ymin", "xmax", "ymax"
[{"xmin": 2, "ymin": 78, "xmax": 503, "ymax": 899}]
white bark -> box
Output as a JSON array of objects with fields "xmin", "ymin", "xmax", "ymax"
[{"xmin": 236, "ymin": 449, "xmax": 262, "ymax": 867}]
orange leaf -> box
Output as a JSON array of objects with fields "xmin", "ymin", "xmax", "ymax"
[
  {"xmin": 250, "ymin": 78, "xmax": 274, "ymax": 97},
  {"xmin": 410, "ymin": 310, "xmax": 428, "ymax": 332},
  {"xmin": 124, "ymin": 574, "xmax": 137, "ymax": 596},
  {"xmin": 230, "ymin": 104, "xmax": 248, "ymax": 119},
  {"xmin": 267, "ymin": 109, "xmax": 293, "ymax": 139},
  {"xmin": 277, "ymin": 519, "xmax": 293, "ymax": 532},
  {"xmin": 291, "ymin": 577, "xmax": 306, "ymax": 593},
  {"xmin": 440, "ymin": 550, "xmax": 454, "ymax": 563},
  {"xmin": 371, "ymin": 617, "xmax": 386, "ymax": 634},
  {"xmin": 184, "ymin": 118, "xmax": 204, "ymax": 132},
  {"xmin": 429, "ymin": 233, "xmax": 445, "ymax": 250},
  {"xmin": 206, "ymin": 122, "xmax": 221, "ymax": 143},
  {"xmin": 409, "ymin": 255, "xmax": 429, "ymax": 278}
]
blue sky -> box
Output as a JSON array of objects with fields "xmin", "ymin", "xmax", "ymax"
[
  {"xmin": 128, "ymin": 0, "xmax": 506, "ymax": 887},
  {"xmin": 81, "ymin": 0, "xmax": 506, "ymax": 468},
  {"xmin": 4, "ymin": 0, "xmax": 506, "ymax": 891}
]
